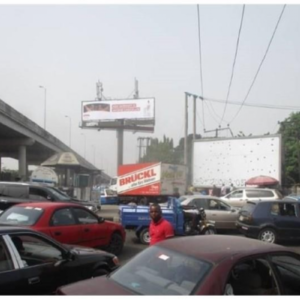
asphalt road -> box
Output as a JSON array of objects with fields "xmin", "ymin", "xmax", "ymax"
[{"xmin": 98, "ymin": 205, "xmax": 300, "ymax": 265}]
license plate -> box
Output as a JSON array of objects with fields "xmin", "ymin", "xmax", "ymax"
[{"xmin": 242, "ymin": 226, "xmax": 248, "ymax": 230}]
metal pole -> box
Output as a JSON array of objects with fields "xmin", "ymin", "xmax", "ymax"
[
  {"xmin": 117, "ymin": 125, "xmax": 124, "ymax": 168},
  {"xmin": 44, "ymin": 88, "xmax": 47, "ymax": 130},
  {"xmin": 69, "ymin": 118, "xmax": 72, "ymax": 148},
  {"xmin": 193, "ymin": 95, "xmax": 197, "ymax": 141},
  {"xmin": 184, "ymin": 92, "xmax": 188, "ymax": 166}
]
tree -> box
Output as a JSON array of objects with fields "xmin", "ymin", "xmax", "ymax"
[
  {"xmin": 140, "ymin": 135, "xmax": 177, "ymax": 164},
  {"xmin": 278, "ymin": 112, "xmax": 300, "ymax": 185}
]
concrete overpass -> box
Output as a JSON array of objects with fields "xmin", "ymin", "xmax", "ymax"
[{"xmin": 0, "ymin": 98, "xmax": 99, "ymax": 180}]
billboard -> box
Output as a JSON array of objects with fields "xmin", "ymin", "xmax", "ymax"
[
  {"xmin": 192, "ymin": 135, "xmax": 282, "ymax": 188},
  {"xmin": 82, "ymin": 98, "xmax": 155, "ymax": 122}
]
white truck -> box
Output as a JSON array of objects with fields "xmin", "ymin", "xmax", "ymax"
[
  {"xmin": 192, "ymin": 134, "xmax": 282, "ymax": 188},
  {"xmin": 110, "ymin": 162, "xmax": 187, "ymax": 205}
]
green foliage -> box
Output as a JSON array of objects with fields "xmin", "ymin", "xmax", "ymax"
[
  {"xmin": 278, "ymin": 112, "xmax": 300, "ymax": 184},
  {"xmin": 140, "ymin": 133, "xmax": 201, "ymax": 184}
]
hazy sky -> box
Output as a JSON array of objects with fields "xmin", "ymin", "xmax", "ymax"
[{"xmin": 0, "ymin": 4, "xmax": 299, "ymax": 176}]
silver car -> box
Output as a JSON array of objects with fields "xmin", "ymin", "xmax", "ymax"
[
  {"xmin": 179, "ymin": 195, "xmax": 239, "ymax": 230},
  {"xmin": 221, "ymin": 188, "xmax": 282, "ymax": 208}
]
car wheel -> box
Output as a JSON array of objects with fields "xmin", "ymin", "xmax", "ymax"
[
  {"xmin": 92, "ymin": 268, "xmax": 109, "ymax": 278},
  {"xmin": 258, "ymin": 228, "xmax": 277, "ymax": 244},
  {"xmin": 139, "ymin": 228, "xmax": 150, "ymax": 245},
  {"xmin": 106, "ymin": 233, "xmax": 124, "ymax": 255},
  {"xmin": 203, "ymin": 227, "xmax": 216, "ymax": 235}
]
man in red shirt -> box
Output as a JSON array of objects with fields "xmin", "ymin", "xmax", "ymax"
[{"xmin": 149, "ymin": 204, "xmax": 174, "ymax": 246}]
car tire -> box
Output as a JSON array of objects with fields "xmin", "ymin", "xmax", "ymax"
[
  {"xmin": 139, "ymin": 228, "xmax": 150, "ymax": 245},
  {"xmin": 258, "ymin": 228, "xmax": 277, "ymax": 244},
  {"xmin": 92, "ymin": 268, "xmax": 109, "ymax": 278},
  {"xmin": 106, "ymin": 233, "xmax": 124, "ymax": 255}
]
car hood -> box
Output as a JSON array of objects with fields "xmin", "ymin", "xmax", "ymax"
[
  {"xmin": 63, "ymin": 244, "xmax": 113, "ymax": 257},
  {"xmin": 58, "ymin": 276, "xmax": 133, "ymax": 295}
]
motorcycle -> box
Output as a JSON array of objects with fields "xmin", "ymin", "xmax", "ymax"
[{"xmin": 182, "ymin": 206, "xmax": 216, "ymax": 235}]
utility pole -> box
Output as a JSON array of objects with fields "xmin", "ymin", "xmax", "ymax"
[
  {"xmin": 193, "ymin": 95, "xmax": 197, "ymax": 141},
  {"xmin": 96, "ymin": 80, "xmax": 103, "ymax": 101},
  {"xmin": 184, "ymin": 92, "xmax": 188, "ymax": 167}
]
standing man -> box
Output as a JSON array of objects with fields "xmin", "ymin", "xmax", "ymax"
[
  {"xmin": 149, "ymin": 204, "xmax": 174, "ymax": 246},
  {"xmin": 221, "ymin": 184, "xmax": 227, "ymax": 196}
]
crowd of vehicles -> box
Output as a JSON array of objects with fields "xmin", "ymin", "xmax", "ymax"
[
  {"xmin": 0, "ymin": 175, "xmax": 300, "ymax": 295},
  {"xmin": 58, "ymin": 235, "xmax": 300, "ymax": 295},
  {"xmin": 0, "ymin": 181, "xmax": 99, "ymax": 214}
]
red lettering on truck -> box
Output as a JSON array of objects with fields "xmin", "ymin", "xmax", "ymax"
[{"xmin": 119, "ymin": 168, "xmax": 157, "ymax": 186}]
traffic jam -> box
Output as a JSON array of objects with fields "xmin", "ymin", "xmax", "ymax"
[{"xmin": 1, "ymin": 149, "xmax": 300, "ymax": 296}]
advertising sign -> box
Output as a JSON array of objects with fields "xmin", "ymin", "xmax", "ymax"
[
  {"xmin": 82, "ymin": 98, "xmax": 155, "ymax": 122},
  {"xmin": 193, "ymin": 135, "xmax": 282, "ymax": 188}
]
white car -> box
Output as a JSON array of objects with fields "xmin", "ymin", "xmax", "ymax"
[{"xmin": 221, "ymin": 188, "xmax": 282, "ymax": 208}]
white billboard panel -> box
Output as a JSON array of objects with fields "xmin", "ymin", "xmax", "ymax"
[
  {"xmin": 193, "ymin": 135, "xmax": 282, "ymax": 188},
  {"xmin": 82, "ymin": 98, "xmax": 155, "ymax": 122}
]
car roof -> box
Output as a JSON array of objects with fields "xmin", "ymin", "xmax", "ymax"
[
  {"xmin": 284, "ymin": 195, "xmax": 300, "ymax": 201},
  {"xmin": 158, "ymin": 235, "xmax": 288, "ymax": 264},
  {"xmin": 0, "ymin": 226, "xmax": 39, "ymax": 234},
  {"xmin": 14, "ymin": 202, "xmax": 82, "ymax": 209},
  {"xmin": 248, "ymin": 199, "xmax": 297, "ymax": 205},
  {"xmin": 0, "ymin": 181, "xmax": 51, "ymax": 188},
  {"xmin": 234, "ymin": 187, "xmax": 278, "ymax": 191},
  {"xmin": 181, "ymin": 195, "xmax": 221, "ymax": 200}
]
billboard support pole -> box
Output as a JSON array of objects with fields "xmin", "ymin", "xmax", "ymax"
[
  {"xmin": 184, "ymin": 92, "xmax": 188, "ymax": 167},
  {"xmin": 117, "ymin": 122, "xmax": 124, "ymax": 169}
]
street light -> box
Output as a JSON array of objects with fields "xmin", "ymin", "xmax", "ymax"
[
  {"xmin": 39, "ymin": 85, "xmax": 47, "ymax": 129},
  {"xmin": 65, "ymin": 115, "xmax": 72, "ymax": 148},
  {"xmin": 92, "ymin": 145, "xmax": 96, "ymax": 166},
  {"xmin": 81, "ymin": 133, "xmax": 86, "ymax": 158}
]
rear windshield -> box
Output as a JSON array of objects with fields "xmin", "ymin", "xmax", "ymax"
[
  {"xmin": 110, "ymin": 245, "xmax": 211, "ymax": 295},
  {"xmin": 0, "ymin": 206, "xmax": 44, "ymax": 225},
  {"xmin": 240, "ymin": 202, "xmax": 257, "ymax": 214}
]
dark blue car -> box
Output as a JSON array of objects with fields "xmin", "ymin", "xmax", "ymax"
[{"xmin": 236, "ymin": 199, "xmax": 300, "ymax": 244}]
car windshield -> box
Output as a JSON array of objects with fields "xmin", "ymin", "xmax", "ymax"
[
  {"xmin": 48, "ymin": 187, "xmax": 71, "ymax": 201},
  {"xmin": 178, "ymin": 196, "xmax": 188, "ymax": 203},
  {"xmin": 0, "ymin": 206, "xmax": 44, "ymax": 225},
  {"xmin": 110, "ymin": 245, "xmax": 211, "ymax": 295}
]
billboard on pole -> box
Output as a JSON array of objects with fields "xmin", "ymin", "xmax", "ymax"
[{"xmin": 82, "ymin": 98, "xmax": 155, "ymax": 122}]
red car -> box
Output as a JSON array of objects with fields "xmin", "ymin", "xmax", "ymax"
[
  {"xmin": 0, "ymin": 202, "xmax": 125, "ymax": 255},
  {"xmin": 58, "ymin": 235, "xmax": 300, "ymax": 295}
]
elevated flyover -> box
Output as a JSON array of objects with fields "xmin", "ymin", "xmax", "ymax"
[{"xmin": 0, "ymin": 98, "xmax": 98, "ymax": 179}]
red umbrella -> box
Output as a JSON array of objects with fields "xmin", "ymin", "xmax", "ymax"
[{"xmin": 245, "ymin": 175, "xmax": 279, "ymax": 186}]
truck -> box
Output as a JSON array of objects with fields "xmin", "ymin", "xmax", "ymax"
[
  {"xmin": 110, "ymin": 162, "xmax": 187, "ymax": 205},
  {"xmin": 192, "ymin": 134, "xmax": 282, "ymax": 189},
  {"xmin": 119, "ymin": 197, "xmax": 215, "ymax": 244}
]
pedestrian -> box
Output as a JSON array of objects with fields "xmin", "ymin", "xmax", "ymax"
[
  {"xmin": 229, "ymin": 183, "xmax": 235, "ymax": 192},
  {"xmin": 149, "ymin": 203, "xmax": 174, "ymax": 246},
  {"xmin": 221, "ymin": 184, "xmax": 227, "ymax": 196},
  {"xmin": 212, "ymin": 185, "xmax": 218, "ymax": 196}
]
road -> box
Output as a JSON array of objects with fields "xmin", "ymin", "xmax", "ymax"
[{"xmin": 98, "ymin": 205, "xmax": 300, "ymax": 265}]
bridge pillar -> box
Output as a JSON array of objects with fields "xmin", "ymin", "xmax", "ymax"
[{"xmin": 18, "ymin": 145, "xmax": 27, "ymax": 180}]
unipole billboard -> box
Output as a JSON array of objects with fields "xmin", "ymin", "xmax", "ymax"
[{"xmin": 82, "ymin": 98, "xmax": 155, "ymax": 122}]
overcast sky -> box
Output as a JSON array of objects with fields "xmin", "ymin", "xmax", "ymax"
[{"xmin": 0, "ymin": 4, "xmax": 299, "ymax": 176}]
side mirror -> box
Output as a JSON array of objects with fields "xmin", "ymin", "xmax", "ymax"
[{"xmin": 98, "ymin": 216, "xmax": 105, "ymax": 223}]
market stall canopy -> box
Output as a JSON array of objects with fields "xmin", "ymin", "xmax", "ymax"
[
  {"xmin": 245, "ymin": 175, "xmax": 279, "ymax": 186},
  {"xmin": 41, "ymin": 152, "xmax": 99, "ymax": 172}
]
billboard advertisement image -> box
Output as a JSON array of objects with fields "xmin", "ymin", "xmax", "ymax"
[{"xmin": 82, "ymin": 98, "xmax": 155, "ymax": 122}]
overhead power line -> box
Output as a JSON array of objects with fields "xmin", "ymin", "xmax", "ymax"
[
  {"xmin": 202, "ymin": 96, "xmax": 300, "ymax": 111},
  {"xmin": 229, "ymin": 4, "xmax": 287, "ymax": 124},
  {"xmin": 220, "ymin": 5, "xmax": 245, "ymax": 126}
]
